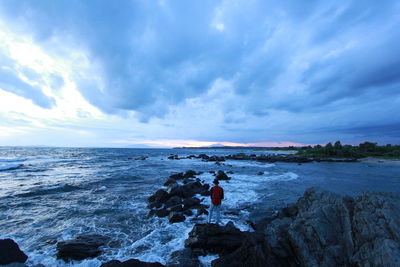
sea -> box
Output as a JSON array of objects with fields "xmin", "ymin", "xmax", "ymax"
[{"xmin": 1, "ymin": 147, "xmax": 400, "ymax": 266}]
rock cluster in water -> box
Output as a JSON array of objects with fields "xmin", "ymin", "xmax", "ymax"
[
  {"xmin": 147, "ymin": 170, "xmax": 214, "ymax": 223},
  {"xmin": 168, "ymin": 153, "xmax": 358, "ymax": 163}
]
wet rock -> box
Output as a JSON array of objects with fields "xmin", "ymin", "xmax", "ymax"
[
  {"xmin": 277, "ymin": 203, "xmax": 298, "ymax": 218},
  {"xmin": 167, "ymin": 185, "xmax": 188, "ymax": 199},
  {"xmin": 212, "ymin": 232, "xmax": 269, "ymax": 267},
  {"xmin": 183, "ymin": 209, "xmax": 194, "ymax": 216},
  {"xmin": 198, "ymin": 154, "xmax": 209, "ymax": 160},
  {"xmin": 56, "ymin": 234, "xmax": 110, "ymax": 262},
  {"xmin": 169, "ymin": 173, "xmax": 184, "ymax": 180},
  {"xmin": 165, "ymin": 196, "xmax": 183, "ymax": 208},
  {"xmin": 148, "ymin": 202, "xmax": 162, "ymax": 209},
  {"xmin": 257, "ymin": 171, "xmax": 264, "ymax": 175},
  {"xmin": 155, "ymin": 209, "xmax": 170, "ymax": 218},
  {"xmin": 101, "ymin": 258, "xmax": 164, "ymax": 267},
  {"xmin": 167, "ymin": 204, "xmax": 184, "ymax": 213},
  {"xmin": 166, "ymin": 248, "xmax": 200, "ymax": 267},
  {"xmin": 215, "ymin": 170, "xmax": 230, "ymax": 181},
  {"xmin": 183, "ymin": 170, "xmax": 197, "ymax": 178},
  {"xmin": 0, "ymin": 239, "xmax": 28, "ymax": 265},
  {"xmin": 206, "ymin": 156, "xmax": 225, "ymax": 162},
  {"xmin": 164, "ymin": 178, "xmax": 177, "ymax": 187},
  {"xmin": 183, "ymin": 197, "xmax": 201, "ymax": 210},
  {"xmin": 196, "ymin": 207, "xmax": 209, "ymax": 216},
  {"xmin": 169, "ymin": 212, "xmax": 186, "ymax": 223},
  {"xmin": 185, "ymin": 222, "xmax": 243, "ymax": 255},
  {"xmin": 148, "ymin": 189, "xmax": 169, "ymax": 203}
]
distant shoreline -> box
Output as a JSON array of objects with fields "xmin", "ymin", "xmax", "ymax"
[{"xmin": 359, "ymin": 157, "xmax": 400, "ymax": 164}]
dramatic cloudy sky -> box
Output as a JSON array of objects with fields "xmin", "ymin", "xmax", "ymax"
[{"xmin": 0, "ymin": 0, "xmax": 399, "ymax": 147}]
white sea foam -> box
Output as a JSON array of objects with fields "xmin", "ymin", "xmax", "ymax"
[
  {"xmin": 198, "ymin": 254, "xmax": 219, "ymax": 266},
  {"xmin": 93, "ymin": 186, "xmax": 108, "ymax": 192},
  {"xmin": 0, "ymin": 164, "xmax": 23, "ymax": 171},
  {"xmin": 223, "ymin": 160, "xmax": 275, "ymax": 168},
  {"xmin": 264, "ymin": 172, "xmax": 299, "ymax": 181}
]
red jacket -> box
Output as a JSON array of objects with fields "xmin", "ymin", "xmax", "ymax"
[{"xmin": 210, "ymin": 185, "xmax": 224, "ymax": 205}]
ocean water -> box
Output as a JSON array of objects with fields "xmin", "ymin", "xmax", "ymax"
[{"xmin": 1, "ymin": 147, "xmax": 400, "ymax": 266}]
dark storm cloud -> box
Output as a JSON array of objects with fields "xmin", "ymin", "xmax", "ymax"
[{"xmin": 0, "ymin": 0, "xmax": 399, "ymax": 143}]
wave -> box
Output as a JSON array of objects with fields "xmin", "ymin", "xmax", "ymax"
[
  {"xmin": 0, "ymin": 164, "xmax": 23, "ymax": 171},
  {"xmin": 0, "ymin": 158, "xmax": 27, "ymax": 162},
  {"xmin": 16, "ymin": 184, "xmax": 82, "ymax": 197}
]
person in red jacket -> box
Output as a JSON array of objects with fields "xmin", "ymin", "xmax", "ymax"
[{"xmin": 208, "ymin": 179, "xmax": 224, "ymax": 224}]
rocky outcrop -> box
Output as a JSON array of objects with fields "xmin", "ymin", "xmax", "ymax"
[
  {"xmin": 147, "ymin": 170, "xmax": 211, "ymax": 223},
  {"xmin": 0, "ymin": 239, "xmax": 28, "ymax": 265},
  {"xmin": 184, "ymin": 153, "xmax": 358, "ymax": 163},
  {"xmin": 184, "ymin": 222, "xmax": 269, "ymax": 267},
  {"xmin": 56, "ymin": 234, "xmax": 110, "ymax": 262},
  {"xmin": 182, "ymin": 188, "xmax": 400, "ymax": 267},
  {"xmin": 263, "ymin": 187, "xmax": 400, "ymax": 266},
  {"xmin": 101, "ymin": 258, "xmax": 164, "ymax": 267},
  {"xmin": 166, "ymin": 248, "xmax": 200, "ymax": 267}
]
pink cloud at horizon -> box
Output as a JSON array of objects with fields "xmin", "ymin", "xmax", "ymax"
[{"xmin": 135, "ymin": 139, "xmax": 314, "ymax": 148}]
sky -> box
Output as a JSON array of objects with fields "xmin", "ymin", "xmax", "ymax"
[{"xmin": 0, "ymin": 0, "xmax": 399, "ymax": 148}]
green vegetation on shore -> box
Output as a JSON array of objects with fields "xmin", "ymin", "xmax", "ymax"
[{"xmin": 296, "ymin": 141, "xmax": 400, "ymax": 158}]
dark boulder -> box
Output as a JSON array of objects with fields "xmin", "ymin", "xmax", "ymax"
[
  {"xmin": 183, "ymin": 170, "xmax": 197, "ymax": 178},
  {"xmin": 185, "ymin": 222, "xmax": 243, "ymax": 255},
  {"xmin": 56, "ymin": 234, "xmax": 110, "ymax": 262},
  {"xmin": 148, "ymin": 202, "xmax": 162, "ymax": 209},
  {"xmin": 169, "ymin": 173, "xmax": 184, "ymax": 180},
  {"xmin": 184, "ymin": 223, "xmax": 270, "ymax": 266},
  {"xmin": 101, "ymin": 258, "xmax": 164, "ymax": 267},
  {"xmin": 0, "ymin": 239, "xmax": 28, "ymax": 265},
  {"xmin": 198, "ymin": 154, "xmax": 209, "ymax": 160},
  {"xmin": 215, "ymin": 170, "xmax": 230, "ymax": 181},
  {"xmin": 183, "ymin": 197, "xmax": 201, "ymax": 210},
  {"xmin": 212, "ymin": 232, "xmax": 269, "ymax": 267},
  {"xmin": 167, "ymin": 185, "xmax": 188, "ymax": 199},
  {"xmin": 164, "ymin": 178, "xmax": 177, "ymax": 187},
  {"xmin": 166, "ymin": 248, "xmax": 200, "ymax": 267},
  {"xmin": 183, "ymin": 209, "xmax": 194, "ymax": 216},
  {"xmin": 257, "ymin": 171, "xmax": 264, "ymax": 175},
  {"xmin": 165, "ymin": 196, "xmax": 183, "ymax": 208},
  {"xmin": 184, "ymin": 181, "xmax": 204, "ymax": 195},
  {"xmin": 167, "ymin": 204, "xmax": 184, "ymax": 213},
  {"xmin": 169, "ymin": 212, "xmax": 186, "ymax": 223},
  {"xmin": 148, "ymin": 189, "xmax": 169, "ymax": 203},
  {"xmin": 155, "ymin": 209, "xmax": 170, "ymax": 218}
]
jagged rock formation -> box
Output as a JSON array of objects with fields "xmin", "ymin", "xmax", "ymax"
[
  {"xmin": 56, "ymin": 234, "xmax": 110, "ymax": 261},
  {"xmin": 264, "ymin": 187, "xmax": 400, "ymax": 266},
  {"xmin": 183, "ymin": 187, "xmax": 400, "ymax": 267},
  {"xmin": 0, "ymin": 239, "xmax": 28, "ymax": 265}
]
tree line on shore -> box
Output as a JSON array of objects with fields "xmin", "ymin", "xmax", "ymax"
[{"xmin": 293, "ymin": 141, "xmax": 400, "ymax": 158}]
